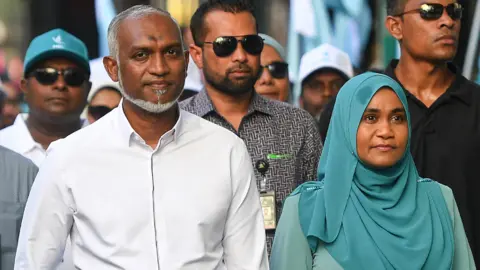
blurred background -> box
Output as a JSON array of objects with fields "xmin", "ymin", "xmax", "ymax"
[{"xmin": 0, "ymin": 0, "xmax": 478, "ymax": 108}]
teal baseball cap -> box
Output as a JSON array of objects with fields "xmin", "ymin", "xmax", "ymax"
[{"xmin": 24, "ymin": 28, "xmax": 90, "ymax": 75}]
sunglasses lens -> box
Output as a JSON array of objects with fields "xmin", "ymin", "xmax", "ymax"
[
  {"xmin": 419, "ymin": 4, "xmax": 444, "ymax": 20},
  {"xmin": 213, "ymin": 36, "xmax": 238, "ymax": 57},
  {"xmin": 242, "ymin": 35, "xmax": 264, "ymax": 55},
  {"xmin": 447, "ymin": 3, "xmax": 463, "ymax": 20},
  {"xmin": 268, "ymin": 62, "xmax": 288, "ymax": 79},
  {"xmin": 88, "ymin": 105, "xmax": 113, "ymax": 121},
  {"xmin": 64, "ymin": 69, "xmax": 86, "ymax": 86},
  {"xmin": 33, "ymin": 68, "xmax": 58, "ymax": 85}
]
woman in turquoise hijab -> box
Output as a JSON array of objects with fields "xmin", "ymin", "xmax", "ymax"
[{"xmin": 270, "ymin": 72, "xmax": 475, "ymax": 270}]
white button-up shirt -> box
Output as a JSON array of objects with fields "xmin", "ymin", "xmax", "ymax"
[
  {"xmin": 0, "ymin": 113, "xmax": 87, "ymax": 270},
  {"xmin": 14, "ymin": 106, "xmax": 268, "ymax": 270},
  {"xmin": 0, "ymin": 114, "xmax": 88, "ymax": 167},
  {"xmin": 0, "ymin": 114, "xmax": 47, "ymax": 166}
]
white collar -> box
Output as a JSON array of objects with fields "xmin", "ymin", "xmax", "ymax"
[{"xmin": 115, "ymin": 100, "xmax": 184, "ymax": 148}]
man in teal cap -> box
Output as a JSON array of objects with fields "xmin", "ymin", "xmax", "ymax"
[
  {"xmin": 0, "ymin": 28, "xmax": 91, "ymax": 167},
  {"xmin": 0, "ymin": 28, "xmax": 90, "ymax": 270}
]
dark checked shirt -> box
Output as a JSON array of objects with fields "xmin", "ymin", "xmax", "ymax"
[{"xmin": 180, "ymin": 90, "xmax": 322, "ymax": 252}]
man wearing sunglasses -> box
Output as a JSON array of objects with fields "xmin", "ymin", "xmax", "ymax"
[
  {"xmin": 319, "ymin": 0, "xmax": 480, "ymax": 264},
  {"xmin": 0, "ymin": 29, "xmax": 89, "ymax": 270},
  {"xmin": 386, "ymin": 0, "xmax": 480, "ymax": 265},
  {"xmin": 181, "ymin": 0, "xmax": 322, "ymax": 253},
  {"xmin": 254, "ymin": 34, "xmax": 290, "ymax": 102},
  {"xmin": 15, "ymin": 5, "xmax": 268, "ymax": 269},
  {"xmin": 0, "ymin": 28, "xmax": 91, "ymax": 167}
]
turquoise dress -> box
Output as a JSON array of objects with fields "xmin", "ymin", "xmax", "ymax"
[
  {"xmin": 270, "ymin": 182, "xmax": 475, "ymax": 270},
  {"xmin": 270, "ymin": 73, "xmax": 476, "ymax": 269}
]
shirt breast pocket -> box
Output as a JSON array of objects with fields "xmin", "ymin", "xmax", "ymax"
[{"xmin": 0, "ymin": 201, "xmax": 25, "ymax": 250}]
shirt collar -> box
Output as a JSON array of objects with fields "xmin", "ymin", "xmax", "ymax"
[
  {"xmin": 115, "ymin": 100, "xmax": 185, "ymax": 148},
  {"xmin": 4, "ymin": 114, "xmax": 88, "ymax": 154},
  {"xmin": 8, "ymin": 114, "xmax": 40, "ymax": 154},
  {"xmin": 385, "ymin": 59, "xmax": 471, "ymax": 106},
  {"xmin": 192, "ymin": 89, "xmax": 274, "ymax": 117}
]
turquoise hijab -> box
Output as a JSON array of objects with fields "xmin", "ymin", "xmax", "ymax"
[{"xmin": 296, "ymin": 72, "xmax": 454, "ymax": 269}]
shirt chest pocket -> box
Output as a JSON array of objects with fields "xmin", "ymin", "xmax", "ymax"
[
  {"xmin": 0, "ymin": 201, "xmax": 25, "ymax": 250},
  {"xmin": 265, "ymin": 157, "xmax": 297, "ymax": 180}
]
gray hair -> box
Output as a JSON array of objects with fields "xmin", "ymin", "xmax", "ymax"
[{"xmin": 107, "ymin": 5, "xmax": 183, "ymax": 59}]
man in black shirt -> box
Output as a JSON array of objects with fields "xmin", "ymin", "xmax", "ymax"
[{"xmin": 320, "ymin": 0, "xmax": 480, "ymax": 264}]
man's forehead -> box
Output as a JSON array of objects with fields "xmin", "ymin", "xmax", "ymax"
[
  {"xmin": 38, "ymin": 57, "xmax": 80, "ymax": 68},
  {"xmin": 405, "ymin": 0, "xmax": 456, "ymax": 8},
  {"xmin": 118, "ymin": 14, "xmax": 181, "ymax": 44},
  {"xmin": 203, "ymin": 10, "xmax": 257, "ymax": 38}
]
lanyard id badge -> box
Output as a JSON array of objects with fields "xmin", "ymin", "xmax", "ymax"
[
  {"xmin": 256, "ymin": 160, "xmax": 277, "ymax": 230},
  {"xmin": 260, "ymin": 190, "xmax": 276, "ymax": 230}
]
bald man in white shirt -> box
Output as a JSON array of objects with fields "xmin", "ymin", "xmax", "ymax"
[{"xmin": 15, "ymin": 5, "xmax": 268, "ymax": 270}]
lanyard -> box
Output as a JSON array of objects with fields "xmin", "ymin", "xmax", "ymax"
[{"xmin": 255, "ymin": 160, "xmax": 269, "ymax": 192}]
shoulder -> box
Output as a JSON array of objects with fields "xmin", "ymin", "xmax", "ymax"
[
  {"xmin": 266, "ymin": 99, "xmax": 315, "ymax": 122},
  {"xmin": 0, "ymin": 145, "xmax": 38, "ymax": 172},
  {"xmin": 179, "ymin": 95, "xmax": 198, "ymax": 112},
  {"xmin": 458, "ymin": 75, "xmax": 480, "ymax": 98},
  {"xmin": 0, "ymin": 122, "xmax": 20, "ymax": 143},
  {"xmin": 291, "ymin": 181, "xmax": 325, "ymax": 197},
  {"xmin": 47, "ymin": 112, "xmax": 115, "ymax": 157},
  {"xmin": 181, "ymin": 110, "xmax": 240, "ymax": 139},
  {"xmin": 418, "ymin": 179, "xmax": 455, "ymax": 218},
  {"xmin": 262, "ymin": 99, "xmax": 320, "ymax": 140},
  {"xmin": 417, "ymin": 178, "xmax": 453, "ymax": 197},
  {"xmin": 180, "ymin": 110, "xmax": 246, "ymax": 151},
  {"xmin": 461, "ymin": 75, "xmax": 480, "ymax": 90}
]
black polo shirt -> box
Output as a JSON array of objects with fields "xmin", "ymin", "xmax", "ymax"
[{"xmin": 319, "ymin": 60, "xmax": 480, "ymax": 264}]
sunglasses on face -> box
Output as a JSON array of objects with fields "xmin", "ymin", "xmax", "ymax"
[
  {"xmin": 29, "ymin": 67, "xmax": 88, "ymax": 87},
  {"xmin": 260, "ymin": 62, "xmax": 288, "ymax": 79},
  {"xmin": 202, "ymin": 35, "xmax": 264, "ymax": 57},
  {"xmin": 88, "ymin": 105, "xmax": 115, "ymax": 121},
  {"xmin": 396, "ymin": 3, "xmax": 463, "ymax": 20}
]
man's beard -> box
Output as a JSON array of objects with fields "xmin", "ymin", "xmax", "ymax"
[
  {"xmin": 203, "ymin": 58, "xmax": 260, "ymax": 96},
  {"xmin": 117, "ymin": 70, "xmax": 182, "ymax": 114}
]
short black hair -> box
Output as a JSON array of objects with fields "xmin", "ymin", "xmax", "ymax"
[
  {"xmin": 190, "ymin": 0, "xmax": 256, "ymax": 46},
  {"xmin": 387, "ymin": 0, "xmax": 407, "ymax": 16}
]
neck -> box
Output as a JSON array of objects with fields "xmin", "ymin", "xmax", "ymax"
[
  {"xmin": 205, "ymin": 83, "xmax": 252, "ymax": 117},
  {"xmin": 395, "ymin": 53, "xmax": 455, "ymax": 97},
  {"xmin": 26, "ymin": 113, "xmax": 83, "ymax": 149},
  {"xmin": 122, "ymin": 100, "xmax": 178, "ymax": 149}
]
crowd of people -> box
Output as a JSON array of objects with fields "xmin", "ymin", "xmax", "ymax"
[{"xmin": 0, "ymin": 0, "xmax": 478, "ymax": 269}]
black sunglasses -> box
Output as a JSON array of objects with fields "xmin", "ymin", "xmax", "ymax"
[
  {"xmin": 88, "ymin": 105, "xmax": 114, "ymax": 121},
  {"xmin": 29, "ymin": 67, "xmax": 88, "ymax": 87},
  {"xmin": 395, "ymin": 3, "xmax": 463, "ymax": 20},
  {"xmin": 260, "ymin": 62, "xmax": 288, "ymax": 79},
  {"xmin": 202, "ymin": 35, "xmax": 264, "ymax": 57}
]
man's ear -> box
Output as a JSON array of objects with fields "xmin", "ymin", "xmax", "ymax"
[
  {"xmin": 184, "ymin": 50, "xmax": 190, "ymax": 75},
  {"xmin": 189, "ymin": 44, "xmax": 204, "ymax": 70},
  {"xmin": 385, "ymin": 16, "xmax": 403, "ymax": 41},
  {"xmin": 103, "ymin": 56, "xmax": 119, "ymax": 82},
  {"xmin": 20, "ymin": 78, "xmax": 29, "ymax": 96}
]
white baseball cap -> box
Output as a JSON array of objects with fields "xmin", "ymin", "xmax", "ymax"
[{"xmin": 298, "ymin": 44, "xmax": 354, "ymax": 84}]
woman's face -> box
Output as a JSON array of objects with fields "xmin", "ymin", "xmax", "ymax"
[
  {"xmin": 254, "ymin": 45, "xmax": 289, "ymax": 102},
  {"xmin": 356, "ymin": 88, "xmax": 408, "ymax": 168}
]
